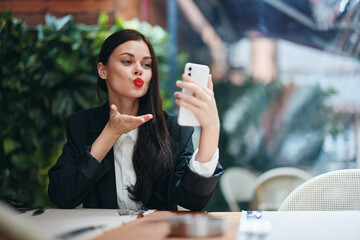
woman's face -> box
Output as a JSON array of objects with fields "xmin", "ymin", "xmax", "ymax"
[{"xmin": 100, "ymin": 40, "xmax": 152, "ymax": 101}]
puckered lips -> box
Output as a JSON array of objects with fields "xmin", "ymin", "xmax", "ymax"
[{"xmin": 133, "ymin": 77, "xmax": 144, "ymax": 88}]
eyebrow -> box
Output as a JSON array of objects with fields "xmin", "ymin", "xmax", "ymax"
[{"xmin": 119, "ymin": 52, "xmax": 152, "ymax": 60}]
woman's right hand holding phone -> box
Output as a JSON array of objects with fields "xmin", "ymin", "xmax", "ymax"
[
  {"xmin": 175, "ymin": 74, "xmax": 219, "ymax": 130},
  {"xmin": 174, "ymin": 73, "xmax": 220, "ymax": 164}
]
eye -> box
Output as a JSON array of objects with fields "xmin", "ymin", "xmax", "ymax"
[
  {"xmin": 121, "ymin": 59, "xmax": 131, "ymax": 65},
  {"xmin": 142, "ymin": 60, "xmax": 152, "ymax": 68},
  {"xmin": 142, "ymin": 63, "xmax": 152, "ymax": 68}
]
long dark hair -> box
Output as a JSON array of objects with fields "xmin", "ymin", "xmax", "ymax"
[{"xmin": 97, "ymin": 29, "xmax": 173, "ymax": 209}]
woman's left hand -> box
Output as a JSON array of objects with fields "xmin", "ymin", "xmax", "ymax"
[{"xmin": 174, "ymin": 73, "xmax": 220, "ymax": 130}]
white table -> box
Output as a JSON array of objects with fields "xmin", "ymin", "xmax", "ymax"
[
  {"xmin": 1, "ymin": 207, "xmax": 153, "ymax": 240},
  {"xmin": 238, "ymin": 211, "xmax": 360, "ymax": 240},
  {"xmin": 2, "ymin": 201, "xmax": 359, "ymax": 240}
]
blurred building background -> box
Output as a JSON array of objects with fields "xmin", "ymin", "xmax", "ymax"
[{"xmin": 0, "ymin": 0, "xmax": 166, "ymax": 26}]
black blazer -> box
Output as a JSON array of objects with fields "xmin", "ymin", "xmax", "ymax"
[{"xmin": 48, "ymin": 103, "xmax": 223, "ymax": 211}]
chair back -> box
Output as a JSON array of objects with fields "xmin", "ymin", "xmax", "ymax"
[
  {"xmin": 279, "ymin": 169, "xmax": 360, "ymax": 211},
  {"xmin": 251, "ymin": 167, "xmax": 312, "ymax": 210},
  {"xmin": 220, "ymin": 167, "xmax": 258, "ymax": 211}
]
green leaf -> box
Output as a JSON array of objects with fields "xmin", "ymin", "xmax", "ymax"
[{"xmin": 97, "ymin": 12, "xmax": 109, "ymax": 29}]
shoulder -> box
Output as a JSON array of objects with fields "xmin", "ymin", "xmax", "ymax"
[
  {"xmin": 64, "ymin": 104, "xmax": 108, "ymax": 140},
  {"xmin": 164, "ymin": 111, "xmax": 193, "ymax": 140},
  {"xmin": 164, "ymin": 111, "xmax": 178, "ymax": 129},
  {"xmin": 67, "ymin": 105, "xmax": 103, "ymax": 124}
]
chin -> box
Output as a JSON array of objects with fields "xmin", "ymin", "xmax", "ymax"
[{"xmin": 132, "ymin": 90, "xmax": 147, "ymax": 98}]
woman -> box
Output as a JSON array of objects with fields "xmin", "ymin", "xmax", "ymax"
[{"xmin": 48, "ymin": 29, "xmax": 223, "ymax": 211}]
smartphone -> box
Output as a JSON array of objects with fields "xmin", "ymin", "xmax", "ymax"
[{"xmin": 178, "ymin": 63, "xmax": 210, "ymax": 126}]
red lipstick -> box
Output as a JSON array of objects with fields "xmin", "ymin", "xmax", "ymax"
[{"xmin": 133, "ymin": 78, "xmax": 144, "ymax": 88}]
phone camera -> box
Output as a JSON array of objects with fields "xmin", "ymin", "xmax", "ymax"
[
  {"xmin": 188, "ymin": 67, "xmax": 192, "ymax": 71},
  {"xmin": 188, "ymin": 73, "xmax": 191, "ymax": 76}
]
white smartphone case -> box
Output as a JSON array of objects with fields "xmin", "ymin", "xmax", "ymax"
[{"xmin": 178, "ymin": 63, "xmax": 210, "ymax": 126}]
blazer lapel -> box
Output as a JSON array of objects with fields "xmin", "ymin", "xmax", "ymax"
[{"xmin": 86, "ymin": 102, "xmax": 118, "ymax": 209}]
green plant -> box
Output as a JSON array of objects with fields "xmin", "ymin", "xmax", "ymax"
[{"xmin": 0, "ymin": 11, "xmax": 175, "ymax": 207}]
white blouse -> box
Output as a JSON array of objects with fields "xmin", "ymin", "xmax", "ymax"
[{"xmin": 113, "ymin": 128, "xmax": 219, "ymax": 210}]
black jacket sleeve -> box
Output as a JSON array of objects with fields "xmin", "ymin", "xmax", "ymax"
[{"xmin": 48, "ymin": 114, "xmax": 112, "ymax": 208}]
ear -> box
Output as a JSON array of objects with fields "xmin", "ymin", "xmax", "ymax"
[{"xmin": 97, "ymin": 62, "xmax": 107, "ymax": 79}]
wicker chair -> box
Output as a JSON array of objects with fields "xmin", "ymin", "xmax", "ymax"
[
  {"xmin": 251, "ymin": 167, "xmax": 312, "ymax": 210},
  {"xmin": 220, "ymin": 167, "xmax": 258, "ymax": 211},
  {"xmin": 279, "ymin": 169, "xmax": 360, "ymax": 211}
]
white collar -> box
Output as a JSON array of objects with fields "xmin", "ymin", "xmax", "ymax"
[
  {"xmin": 126, "ymin": 128, "xmax": 138, "ymax": 142},
  {"xmin": 114, "ymin": 128, "xmax": 138, "ymax": 151}
]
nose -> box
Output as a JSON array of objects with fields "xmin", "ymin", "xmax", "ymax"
[{"xmin": 133, "ymin": 64, "xmax": 143, "ymax": 76}]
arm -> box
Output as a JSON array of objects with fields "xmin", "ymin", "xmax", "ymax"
[
  {"xmin": 174, "ymin": 74, "xmax": 220, "ymax": 163},
  {"xmin": 170, "ymin": 125, "xmax": 223, "ymax": 211},
  {"xmin": 48, "ymin": 105, "xmax": 153, "ymax": 208},
  {"xmin": 48, "ymin": 115, "xmax": 112, "ymax": 208}
]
